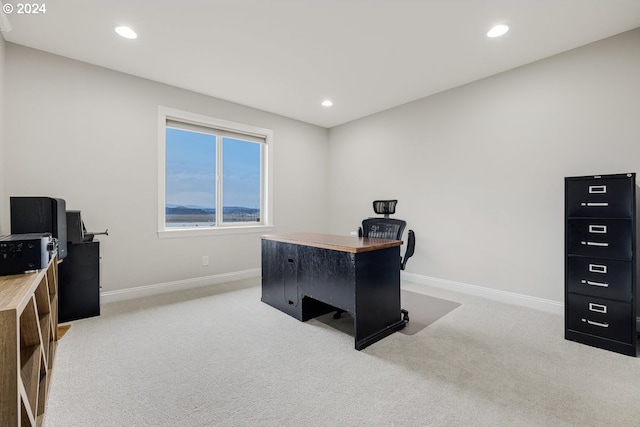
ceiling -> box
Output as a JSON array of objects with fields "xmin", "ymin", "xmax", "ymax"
[{"xmin": 2, "ymin": 1, "xmax": 640, "ymax": 128}]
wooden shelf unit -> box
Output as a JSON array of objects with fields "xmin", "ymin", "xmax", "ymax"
[{"xmin": 0, "ymin": 256, "xmax": 59, "ymax": 427}]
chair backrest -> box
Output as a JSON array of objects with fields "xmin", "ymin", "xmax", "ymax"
[
  {"xmin": 361, "ymin": 218, "xmax": 406, "ymax": 240},
  {"xmin": 372, "ymin": 200, "xmax": 397, "ymax": 218},
  {"xmin": 359, "ymin": 199, "xmax": 415, "ymax": 270}
]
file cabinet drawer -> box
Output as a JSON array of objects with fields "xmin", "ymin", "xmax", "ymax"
[
  {"xmin": 566, "ymin": 218, "xmax": 632, "ymax": 260},
  {"xmin": 566, "ymin": 176, "xmax": 634, "ymax": 218},
  {"xmin": 566, "ymin": 256, "xmax": 632, "ymax": 302},
  {"xmin": 566, "ymin": 294, "xmax": 633, "ymax": 343}
]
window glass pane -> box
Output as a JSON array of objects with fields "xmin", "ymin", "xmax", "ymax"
[
  {"xmin": 165, "ymin": 128, "xmax": 216, "ymax": 228},
  {"xmin": 222, "ymin": 137, "xmax": 261, "ymax": 223}
]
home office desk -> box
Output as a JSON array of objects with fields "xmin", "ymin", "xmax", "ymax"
[{"xmin": 261, "ymin": 232, "xmax": 407, "ymax": 350}]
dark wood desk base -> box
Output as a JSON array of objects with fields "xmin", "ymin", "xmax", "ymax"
[{"xmin": 261, "ymin": 233, "xmax": 407, "ymax": 350}]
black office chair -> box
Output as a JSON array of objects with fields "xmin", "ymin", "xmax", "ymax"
[
  {"xmin": 334, "ymin": 200, "xmax": 414, "ymax": 321},
  {"xmin": 358, "ymin": 200, "xmax": 415, "ymax": 271}
]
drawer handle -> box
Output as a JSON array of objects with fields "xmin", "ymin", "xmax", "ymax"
[
  {"xmin": 582, "ymin": 319, "xmax": 609, "ymax": 328},
  {"xmin": 588, "ymin": 225, "xmax": 607, "ymax": 234},
  {"xmin": 582, "ymin": 279, "xmax": 609, "ymax": 288},
  {"xmin": 588, "ymin": 303, "xmax": 607, "ymax": 314},
  {"xmin": 588, "ymin": 264, "xmax": 607, "ymax": 274},
  {"xmin": 581, "ymin": 202, "xmax": 609, "ymax": 207},
  {"xmin": 581, "ymin": 241, "xmax": 609, "ymax": 247},
  {"xmin": 589, "ymin": 185, "xmax": 607, "ymax": 194}
]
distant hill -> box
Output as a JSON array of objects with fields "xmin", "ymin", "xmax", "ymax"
[
  {"xmin": 166, "ymin": 206, "xmax": 210, "ymax": 215},
  {"xmin": 166, "ymin": 205, "xmax": 259, "ymax": 215}
]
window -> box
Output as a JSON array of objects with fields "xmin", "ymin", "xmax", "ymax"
[{"xmin": 158, "ymin": 107, "xmax": 273, "ymax": 236}]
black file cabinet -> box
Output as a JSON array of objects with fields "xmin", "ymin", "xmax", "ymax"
[
  {"xmin": 58, "ymin": 241, "xmax": 100, "ymax": 323},
  {"xmin": 565, "ymin": 173, "xmax": 639, "ymax": 356}
]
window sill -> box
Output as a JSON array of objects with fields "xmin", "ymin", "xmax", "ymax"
[{"xmin": 158, "ymin": 224, "xmax": 274, "ymax": 239}]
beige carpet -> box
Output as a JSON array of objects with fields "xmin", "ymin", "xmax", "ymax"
[{"xmin": 44, "ymin": 279, "xmax": 640, "ymax": 427}]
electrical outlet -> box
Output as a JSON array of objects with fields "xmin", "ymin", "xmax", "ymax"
[{"xmin": 202, "ymin": 255, "xmax": 209, "ymax": 266}]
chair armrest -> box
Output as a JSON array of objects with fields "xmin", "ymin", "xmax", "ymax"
[{"xmin": 401, "ymin": 230, "xmax": 415, "ymax": 270}]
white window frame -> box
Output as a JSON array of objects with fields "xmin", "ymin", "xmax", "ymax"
[{"xmin": 158, "ymin": 106, "xmax": 274, "ymax": 238}]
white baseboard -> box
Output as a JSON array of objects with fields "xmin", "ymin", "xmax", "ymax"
[
  {"xmin": 100, "ymin": 268, "xmax": 563, "ymax": 314},
  {"xmin": 100, "ymin": 268, "xmax": 261, "ymax": 304},
  {"xmin": 402, "ymin": 271, "xmax": 564, "ymax": 315}
]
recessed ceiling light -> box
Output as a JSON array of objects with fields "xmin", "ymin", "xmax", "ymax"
[
  {"xmin": 321, "ymin": 100, "xmax": 334, "ymax": 107},
  {"xmin": 115, "ymin": 26, "xmax": 137, "ymax": 39},
  {"xmin": 487, "ymin": 24, "xmax": 509, "ymax": 38}
]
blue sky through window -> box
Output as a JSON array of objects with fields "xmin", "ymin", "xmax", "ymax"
[
  {"xmin": 165, "ymin": 128, "xmax": 261, "ymax": 211},
  {"xmin": 223, "ymin": 137, "xmax": 261, "ymax": 209},
  {"xmin": 166, "ymin": 128, "xmax": 216, "ymax": 208}
]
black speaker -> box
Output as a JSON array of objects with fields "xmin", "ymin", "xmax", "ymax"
[
  {"xmin": 10, "ymin": 197, "xmax": 68, "ymax": 259},
  {"xmin": 66, "ymin": 210, "xmax": 84, "ymax": 244}
]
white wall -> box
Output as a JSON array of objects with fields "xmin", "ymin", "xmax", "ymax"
[
  {"xmin": 5, "ymin": 44, "xmax": 329, "ymax": 294},
  {"xmin": 328, "ymin": 29, "xmax": 640, "ymax": 303},
  {"xmin": 5, "ymin": 29, "xmax": 639, "ymax": 305},
  {"xmin": 0, "ymin": 35, "xmax": 5, "ymax": 235}
]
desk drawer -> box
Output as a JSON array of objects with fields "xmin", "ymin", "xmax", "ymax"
[
  {"xmin": 566, "ymin": 294, "xmax": 633, "ymax": 343},
  {"xmin": 566, "ymin": 219, "xmax": 632, "ymax": 260},
  {"xmin": 566, "ymin": 176, "xmax": 634, "ymax": 218},
  {"xmin": 566, "ymin": 256, "xmax": 632, "ymax": 302}
]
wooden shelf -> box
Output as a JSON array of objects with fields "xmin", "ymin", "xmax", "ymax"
[
  {"xmin": 37, "ymin": 355, "xmax": 48, "ymax": 426},
  {"xmin": 1, "ymin": 256, "xmax": 59, "ymax": 426},
  {"xmin": 20, "ymin": 398, "xmax": 34, "ymax": 427}
]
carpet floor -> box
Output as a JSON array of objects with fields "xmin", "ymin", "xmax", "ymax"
[{"xmin": 44, "ymin": 279, "xmax": 640, "ymax": 427}]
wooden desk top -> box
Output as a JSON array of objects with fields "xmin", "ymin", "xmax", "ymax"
[
  {"xmin": 0, "ymin": 269, "xmax": 43, "ymax": 313},
  {"xmin": 261, "ymin": 232, "xmax": 402, "ymax": 254}
]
